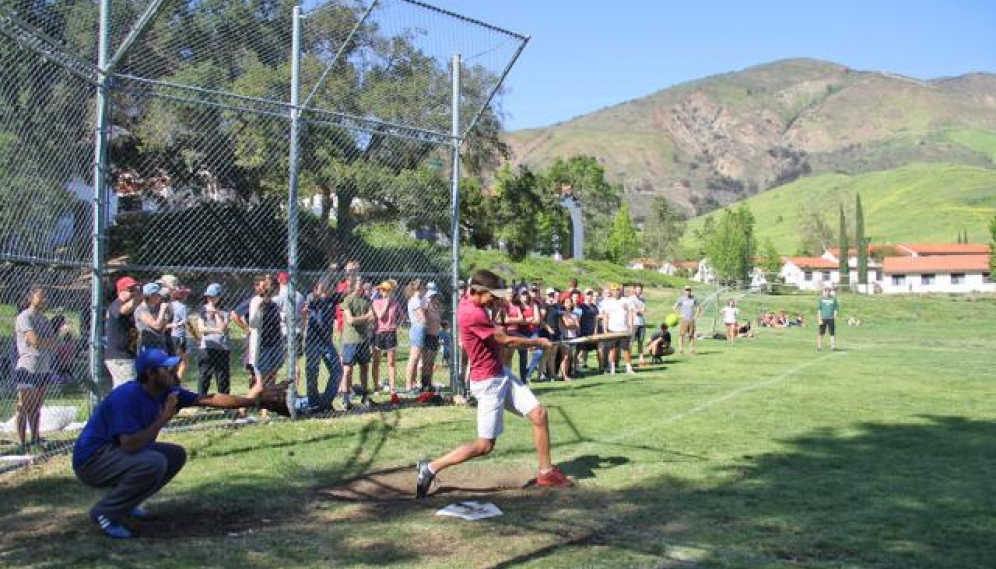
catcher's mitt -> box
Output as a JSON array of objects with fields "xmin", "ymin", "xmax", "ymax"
[{"xmin": 257, "ymin": 382, "xmax": 294, "ymax": 418}]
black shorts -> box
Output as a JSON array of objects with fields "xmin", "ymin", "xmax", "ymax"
[
  {"xmin": 373, "ymin": 331, "xmax": 398, "ymax": 351},
  {"xmin": 633, "ymin": 325, "xmax": 646, "ymax": 343},
  {"xmin": 13, "ymin": 368, "xmax": 46, "ymax": 389},
  {"xmin": 819, "ymin": 319, "xmax": 836, "ymax": 336},
  {"xmin": 424, "ymin": 334, "xmax": 440, "ymax": 351},
  {"xmin": 600, "ymin": 337, "xmax": 631, "ymax": 351}
]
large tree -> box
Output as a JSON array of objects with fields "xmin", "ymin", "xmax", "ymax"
[
  {"xmin": 492, "ymin": 164, "xmax": 542, "ymax": 261},
  {"xmin": 543, "ymin": 155, "xmax": 622, "ymax": 260},
  {"xmin": 606, "ymin": 202, "xmax": 640, "ymax": 264},
  {"xmin": 705, "ymin": 204, "xmax": 756, "ymax": 285},
  {"xmin": 856, "ymin": 192, "xmax": 868, "ymax": 285},
  {"xmin": 838, "ymin": 205, "xmax": 850, "ymax": 286},
  {"xmin": 642, "ymin": 195, "xmax": 686, "ymax": 262}
]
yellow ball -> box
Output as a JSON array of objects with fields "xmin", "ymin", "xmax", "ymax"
[{"xmin": 665, "ymin": 313, "xmax": 680, "ymax": 327}]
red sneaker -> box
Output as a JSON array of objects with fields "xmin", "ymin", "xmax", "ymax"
[
  {"xmin": 536, "ymin": 466, "xmax": 574, "ymax": 488},
  {"xmin": 390, "ymin": 392, "xmax": 400, "ymax": 405}
]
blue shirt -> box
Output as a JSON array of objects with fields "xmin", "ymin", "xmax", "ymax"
[{"xmin": 72, "ymin": 381, "xmax": 198, "ymax": 470}]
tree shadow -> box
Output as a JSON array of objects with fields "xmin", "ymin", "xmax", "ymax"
[{"xmin": 4, "ymin": 415, "xmax": 995, "ymax": 568}]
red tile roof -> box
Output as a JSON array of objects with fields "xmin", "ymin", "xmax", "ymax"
[
  {"xmin": 883, "ymin": 255, "xmax": 991, "ymax": 274},
  {"xmin": 897, "ymin": 244, "xmax": 990, "ymax": 256},
  {"xmin": 672, "ymin": 261, "xmax": 699, "ymax": 269},
  {"xmin": 783, "ymin": 257, "xmax": 838, "ymax": 269}
]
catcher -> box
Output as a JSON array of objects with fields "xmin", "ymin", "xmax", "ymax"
[{"xmin": 72, "ymin": 348, "xmax": 290, "ymax": 539}]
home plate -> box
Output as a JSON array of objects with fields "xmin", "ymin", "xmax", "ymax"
[{"xmin": 436, "ymin": 501, "xmax": 503, "ymax": 520}]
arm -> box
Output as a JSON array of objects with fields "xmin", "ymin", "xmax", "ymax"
[
  {"xmin": 493, "ymin": 327, "xmax": 550, "ymax": 349},
  {"xmin": 119, "ymin": 296, "xmax": 140, "ymax": 316},
  {"xmin": 118, "ymin": 392, "xmax": 179, "ymax": 453},
  {"xmin": 138, "ymin": 304, "xmax": 169, "ymax": 331}
]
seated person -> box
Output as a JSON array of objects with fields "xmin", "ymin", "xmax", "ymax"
[
  {"xmin": 775, "ymin": 311, "xmax": 789, "ymax": 327},
  {"xmin": 645, "ymin": 323, "xmax": 675, "ymax": 361},
  {"xmin": 737, "ymin": 321, "xmax": 754, "ymax": 338}
]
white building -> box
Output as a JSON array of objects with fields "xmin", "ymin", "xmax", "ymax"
[
  {"xmin": 779, "ymin": 256, "xmax": 840, "ymax": 291},
  {"xmin": 881, "ymin": 254, "xmax": 993, "ymax": 294}
]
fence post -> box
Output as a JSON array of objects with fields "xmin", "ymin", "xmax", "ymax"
[
  {"xmin": 88, "ymin": 0, "xmax": 113, "ymax": 405},
  {"xmin": 285, "ymin": 4, "xmax": 303, "ymax": 410},
  {"xmin": 449, "ymin": 53, "xmax": 463, "ymax": 396}
]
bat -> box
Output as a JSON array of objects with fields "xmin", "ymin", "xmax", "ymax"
[{"xmin": 554, "ymin": 331, "xmax": 632, "ymax": 345}]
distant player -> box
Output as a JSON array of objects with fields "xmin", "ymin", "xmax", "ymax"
[
  {"xmin": 415, "ymin": 269, "xmax": 573, "ymax": 498},
  {"xmin": 817, "ymin": 286, "xmax": 839, "ymax": 351}
]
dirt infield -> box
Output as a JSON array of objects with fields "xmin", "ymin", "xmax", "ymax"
[{"xmin": 320, "ymin": 463, "xmax": 537, "ymax": 502}]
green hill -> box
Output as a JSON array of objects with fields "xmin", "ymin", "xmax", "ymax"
[
  {"xmin": 505, "ymin": 59, "xmax": 996, "ymax": 222},
  {"xmin": 682, "ymin": 163, "xmax": 996, "ymax": 255}
]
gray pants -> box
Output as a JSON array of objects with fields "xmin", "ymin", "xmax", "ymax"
[
  {"xmin": 74, "ymin": 442, "xmax": 186, "ymax": 520},
  {"xmin": 105, "ymin": 359, "xmax": 135, "ymax": 389}
]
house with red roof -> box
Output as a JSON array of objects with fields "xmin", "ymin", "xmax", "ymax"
[
  {"xmin": 782, "ymin": 243, "xmax": 993, "ymax": 293},
  {"xmin": 880, "ymin": 254, "xmax": 993, "ymax": 294}
]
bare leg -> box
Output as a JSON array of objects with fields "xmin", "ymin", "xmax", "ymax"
[
  {"xmin": 428, "ymin": 438, "xmax": 495, "ymax": 474},
  {"xmin": 527, "ymin": 405, "xmax": 553, "ymax": 471}
]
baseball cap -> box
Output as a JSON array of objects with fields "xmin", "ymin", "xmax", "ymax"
[
  {"xmin": 546, "ymin": 287, "xmax": 556, "ymax": 296},
  {"xmin": 116, "ymin": 276, "xmax": 138, "ymax": 292},
  {"xmin": 468, "ymin": 269, "xmax": 511, "ymax": 296},
  {"xmin": 135, "ymin": 348, "xmax": 181, "ymax": 377},
  {"xmin": 142, "ymin": 282, "xmax": 162, "ymax": 296},
  {"xmin": 276, "ymin": 271, "xmax": 290, "ymax": 284},
  {"xmin": 204, "ymin": 283, "xmax": 223, "ymax": 297},
  {"xmin": 377, "ymin": 280, "xmax": 394, "ymax": 292},
  {"xmin": 159, "ymin": 274, "xmax": 179, "ymax": 290},
  {"xmin": 683, "ymin": 285, "xmax": 692, "ymax": 291}
]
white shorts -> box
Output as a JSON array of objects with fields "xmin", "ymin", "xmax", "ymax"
[{"xmin": 469, "ymin": 372, "xmax": 540, "ymax": 440}]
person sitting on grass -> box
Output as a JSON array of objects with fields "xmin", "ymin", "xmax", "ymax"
[
  {"xmin": 72, "ymin": 348, "xmax": 285, "ymax": 539},
  {"xmin": 645, "ymin": 323, "xmax": 675, "ymax": 363}
]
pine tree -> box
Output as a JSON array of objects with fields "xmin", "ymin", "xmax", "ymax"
[
  {"xmin": 856, "ymin": 193, "xmax": 868, "ymax": 285},
  {"xmin": 838, "ymin": 205, "xmax": 849, "ymax": 287}
]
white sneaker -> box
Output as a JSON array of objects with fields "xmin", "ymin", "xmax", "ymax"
[
  {"xmin": 609, "ymin": 366, "xmax": 616, "ymax": 375},
  {"xmin": 626, "ymin": 365, "xmax": 635, "ymax": 374}
]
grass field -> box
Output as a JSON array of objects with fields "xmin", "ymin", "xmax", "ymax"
[{"xmin": 1, "ymin": 290, "xmax": 995, "ymax": 568}]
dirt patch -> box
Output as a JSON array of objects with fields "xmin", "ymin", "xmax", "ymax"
[{"xmin": 320, "ymin": 463, "xmax": 537, "ymax": 503}]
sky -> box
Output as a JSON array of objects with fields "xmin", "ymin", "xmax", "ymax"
[{"xmin": 427, "ymin": 0, "xmax": 996, "ymax": 131}]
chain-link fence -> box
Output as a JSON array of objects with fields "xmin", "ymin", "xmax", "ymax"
[{"xmin": 0, "ymin": 0, "xmax": 527, "ymax": 471}]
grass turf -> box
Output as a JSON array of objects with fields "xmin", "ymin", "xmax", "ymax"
[{"xmin": 1, "ymin": 290, "xmax": 994, "ymax": 568}]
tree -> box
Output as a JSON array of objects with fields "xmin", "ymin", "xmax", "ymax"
[
  {"xmin": 989, "ymin": 216, "xmax": 996, "ymax": 275},
  {"xmin": 642, "ymin": 195, "xmax": 686, "ymax": 262},
  {"xmin": 758, "ymin": 238, "xmax": 782, "ymax": 276},
  {"xmin": 606, "ymin": 201, "xmax": 640, "ymax": 264},
  {"xmin": 796, "ymin": 203, "xmax": 835, "ymax": 256},
  {"xmin": 856, "ymin": 193, "xmax": 868, "ymax": 285},
  {"xmin": 492, "ymin": 165, "xmax": 542, "ymax": 261},
  {"xmin": 543, "ymin": 156, "xmax": 622, "ymax": 260},
  {"xmin": 838, "ymin": 205, "xmax": 850, "ymax": 286},
  {"xmin": 705, "ymin": 204, "xmax": 756, "ymax": 285}
]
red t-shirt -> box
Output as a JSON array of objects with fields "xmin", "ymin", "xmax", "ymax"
[{"xmin": 458, "ymin": 298, "xmax": 503, "ymax": 381}]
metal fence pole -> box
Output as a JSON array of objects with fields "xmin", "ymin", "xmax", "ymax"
[
  {"xmin": 449, "ymin": 53, "xmax": 463, "ymax": 396},
  {"xmin": 286, "ymin": 5, "xmax": 303, "ymax": 406},
  {"xmin": 88, "ymin": 0, "xmax": 112, "ymax": 404}
]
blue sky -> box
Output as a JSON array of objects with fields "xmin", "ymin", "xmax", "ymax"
[{"xmin": 428, "ymin": 0, "xmax": 996, "ymax": 131}]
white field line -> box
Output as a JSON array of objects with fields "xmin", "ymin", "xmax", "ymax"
[{"xmin": 597, "ymin": 352, "xmax": 841, "ymax": 446}]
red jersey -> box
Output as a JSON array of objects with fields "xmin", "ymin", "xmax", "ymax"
[{"xmin": 457, "ymin": 297, "xmax": 503, "ymax": 381}]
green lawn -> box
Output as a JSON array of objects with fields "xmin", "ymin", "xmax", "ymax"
[{"xmin": 2, "ymin": 290, "xmax": 995, "ymax": 568}]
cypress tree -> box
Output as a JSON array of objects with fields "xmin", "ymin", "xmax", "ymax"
[
  {"xmin": 838, "ymin": 205, "xmax": 849, "ymax": 287},
  {"xmin": 856, "ymin": 193, "xmax": 867, "ymax": 285}
]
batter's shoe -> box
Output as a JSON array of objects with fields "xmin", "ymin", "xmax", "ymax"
[
  {"xmin": 536, "ymin": 466, "xmax": 574, "ymax": 488},
  {"xmin": 415, "ymin": 461, "xmax": 435, "ymax": 499}
]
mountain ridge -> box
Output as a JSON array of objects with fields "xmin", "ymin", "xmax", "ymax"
[{"xmin": 503, "ymin": 58, "xmax": 996, "ymax": 222}]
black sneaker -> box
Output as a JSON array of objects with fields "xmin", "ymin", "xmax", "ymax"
[{"xmin": 415, "ymin": 461, "xmax": 435, "ymax": 499}]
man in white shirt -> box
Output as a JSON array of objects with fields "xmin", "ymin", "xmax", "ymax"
[{"xmin": 598, "ymin": 283, "xmax": 635, "ymax": 374}]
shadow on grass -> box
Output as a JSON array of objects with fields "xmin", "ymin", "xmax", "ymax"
[{"xmin": 2, "ymin": 415, "xmax": 994, "ymax": 568}]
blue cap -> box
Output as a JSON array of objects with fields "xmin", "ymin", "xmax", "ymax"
[
  {"xmin": 204, "ymin": 283, "xmax": 223, "ymax": 297},
  {"xmin": 136, "ymin": 348, "xmax": 181, "ymax": 376},
  {"xmin": 142, "ymin": 282, "xmax": 162, "ymax": 296}
]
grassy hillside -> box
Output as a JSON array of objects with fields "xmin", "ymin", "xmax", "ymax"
[
  {"xmin": 683, "ymin": 163, "xmax": 996, "ymax": 255},
  {"xmin": 505, "ymin": 59, "xmax": 996, "ymax": 220}
]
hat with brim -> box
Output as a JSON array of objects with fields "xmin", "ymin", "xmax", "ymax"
[{"xmin": 135, "ymin": 348, "xmax": 181, "ymax": 376}]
